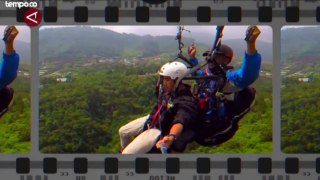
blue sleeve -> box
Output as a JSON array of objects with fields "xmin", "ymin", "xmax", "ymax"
[
  {"xmin": 196, "ymin": 70, "xmax": 205, "ymax": 76},
  {"xmin": 226, "ymin": 52, "xmax": 261, "ymax": 89},
  {"xmin": 189, "ymin": 57, "xmax": 199, "ymax": 66},
  {"xmin": 0, "ymin": 52, "xmax": 20, "ymax": 89}
]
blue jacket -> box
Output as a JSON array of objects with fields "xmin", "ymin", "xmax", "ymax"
[
  {"xmin": 0, "ymin": 52, "xmax": 20, "ymax": 89},
  {"xmin": 226, "ymin": 52, "xmax": 261, "ymax": 89},
  {"xmin": 196, "ymin": 52, "xmax": 261, "ymax": 90}
]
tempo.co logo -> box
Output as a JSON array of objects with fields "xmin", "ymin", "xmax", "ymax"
[{"xmin": 5, "ymin": 1, "xmax": 38, "ymax": 9}]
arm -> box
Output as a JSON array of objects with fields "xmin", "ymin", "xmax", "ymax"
[
  {"xmin": 188, "ymin": 45, "xmax": 199, "ymax": 66},
  {"xmin": 168, "ymin": 123, "xmax": 183, "ymax": 137},
  {"xmin": 246, "ymin": 28, "xmax": 259, "ymax": 55},
  {"xmin": 0, "ymin": 53, "xmax": 20, "ymax": 89},
  {"xmin": 0, "ymin": 26, "xmax": 19, "ymax": 89},
  {"xmin": 226, "ymin": 26, "xmax": 261, "ymax": 89},
  {"xmin": 226, "ymin": 52, "xmax": 261, "ymax": 89},
  {"xmin": 156, "ymin": 95, "xmax": 199, "ymax": 149},
  {"xmin": 156, "ymin": 123, "xmax": 183, "ymax": 149}
]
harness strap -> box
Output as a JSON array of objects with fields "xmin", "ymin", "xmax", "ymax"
[{"xmin": 150, "ymin": 103, "xmax": 163, "ymax": 128}]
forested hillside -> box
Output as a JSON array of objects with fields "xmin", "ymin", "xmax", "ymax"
[
  {"xmin": 281, "ymin": 27, "xmax": 320, "ymax": 64},
  {"xmin": 0, "ymin": 64, "xmax": 31, "ymax": 153},
  {"xmin": 40, "ymin": 61, "xmax": 161, "ymax": 153},
  {"xmin": 281, "ymin": 76, "xmax": 320, "ymax": 153},
  {"xmin": 281, "ymin": 26, "xmax": 320, "ymax": 153}
]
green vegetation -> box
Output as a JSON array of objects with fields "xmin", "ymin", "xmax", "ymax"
[
  {"xmin": 281, "ymin": 74, "xmax": 320, "ymax": 153},
  {"xmin": 40, "ymin": 61, "xmax": 161, "ymax": 153},
  {"xmin": 281, "ymin": 26, "xmax": 320, "ymax": 153},
  {"xmin": 40, "ymin": 60, "xmax": 272, "ymax": 153},
  {"xmin": 0, "ymin": 64, "xmax": 31, "ymax": 153}
]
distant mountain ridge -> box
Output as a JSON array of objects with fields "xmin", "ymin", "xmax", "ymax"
[
  {"xmin": 39, "ymin": 27, "xmax": 272, "ymax": 65},
  {"xmin": 281, "ymin": 27, "xmax": 320, "ymax": 64}
]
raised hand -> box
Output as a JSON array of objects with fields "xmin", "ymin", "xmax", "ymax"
[
  {"xmin": 188, "ymin": 44, "xmax": 197, "ymax": 58},
  {"xmin": 245, "ymin": 26, "xmax": 260, "ymax": 55},
  {"xmin": 3, "ymin": 26, "xmax": 19, "ymax": 55},
  {"xmin": 3, "ymin": 26, "xmax": 19, "ymax": 44},
  {"xmin": 245, "ymin": 25, "xmax": 261, "ymax": 43}
]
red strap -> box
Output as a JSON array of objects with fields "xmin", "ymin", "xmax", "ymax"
[
  {"xmin": 150, "ymin": 103, "xmax": 163, "ymax": 128},
  {"xmin": 205, "ymin": 68, "xmax": 209, "ymax": 76}
]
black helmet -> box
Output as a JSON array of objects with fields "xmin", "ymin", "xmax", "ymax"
[
  {"xmin": 203, "ymin": 44, "xmax": 234, "ymax": 64},
  {"xmin": 0, "ymin": 86, "xmax": 14, "ymax": 118}
]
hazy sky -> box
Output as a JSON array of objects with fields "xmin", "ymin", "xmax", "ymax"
[
  {"xmin": 281, "ymin": 25, "xmax": 320, "ymax": 30},
  {"xmin": 41, "ymin": 25, "xmax": 273, "ymax": 43},
  {"xmin": 0, "ymin": 26, "xmax": 30, "ymax": 43}
]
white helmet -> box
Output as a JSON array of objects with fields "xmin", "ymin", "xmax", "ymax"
[{"xmin": 158, "ymin": 61, "xmax": 188, "ymax": 80}]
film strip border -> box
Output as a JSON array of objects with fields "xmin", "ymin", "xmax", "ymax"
[
  {"xmin": 7, "ymin": 157, "xmax": 320, "ymax": 174},
  {"xmin": 0, "ymin": 1, "xmax": 318, "ymax": 180},
  {"xmin": 0, "ymin": 0, "xmax": 318, "ymax": 23}
]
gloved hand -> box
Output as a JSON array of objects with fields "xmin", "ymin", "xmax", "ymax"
[
  {"xmin": 188, "ymin": 43, "xmax": 196, "ymax": 58},
  {"xmin": 3, "ymin": 26, "xmax": 19, "ymax": 55},
  {"xmin": 3, "ymin": 26, "xmax": 19, "ymax": 43},
  {"xmin": 245, "ymin": 25, "xmax": 261, "ymax": 43}
]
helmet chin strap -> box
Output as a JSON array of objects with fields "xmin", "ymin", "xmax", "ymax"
[{"xmin": 172, "ymin": 78, "xmax": 180, "ymax": 97}]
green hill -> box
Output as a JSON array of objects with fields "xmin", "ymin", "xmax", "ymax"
[
  {"xmin": 281, "ymin": 27, "xmax": 320, "ymax": 64},
  {"xmin": 281, "ymin": 75, "xmax": 320, "ymax": 153},
  {"xmin": 39, "ymin": 27, "xmax": 273, "ymax": 66},
  {"xmin": 281, "ymin": 26, "xmax": 320, "ymax": 153}
]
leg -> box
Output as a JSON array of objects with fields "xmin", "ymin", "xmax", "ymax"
[
  {"xmin": 119, "ymin": 115, "xmax": 149, "ymax": 149},
  {"xmin": 122, "ymin": 129, "xmax": 161, "ymax": 154}
]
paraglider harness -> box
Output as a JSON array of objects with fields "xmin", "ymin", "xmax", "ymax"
[
  {"xmin": 173, "ymin": 26, "xmax": 256, "ymax": 147},
  {"xmin": 0, "ymin": 86, "xmax": 14, "ymax": 118}
]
